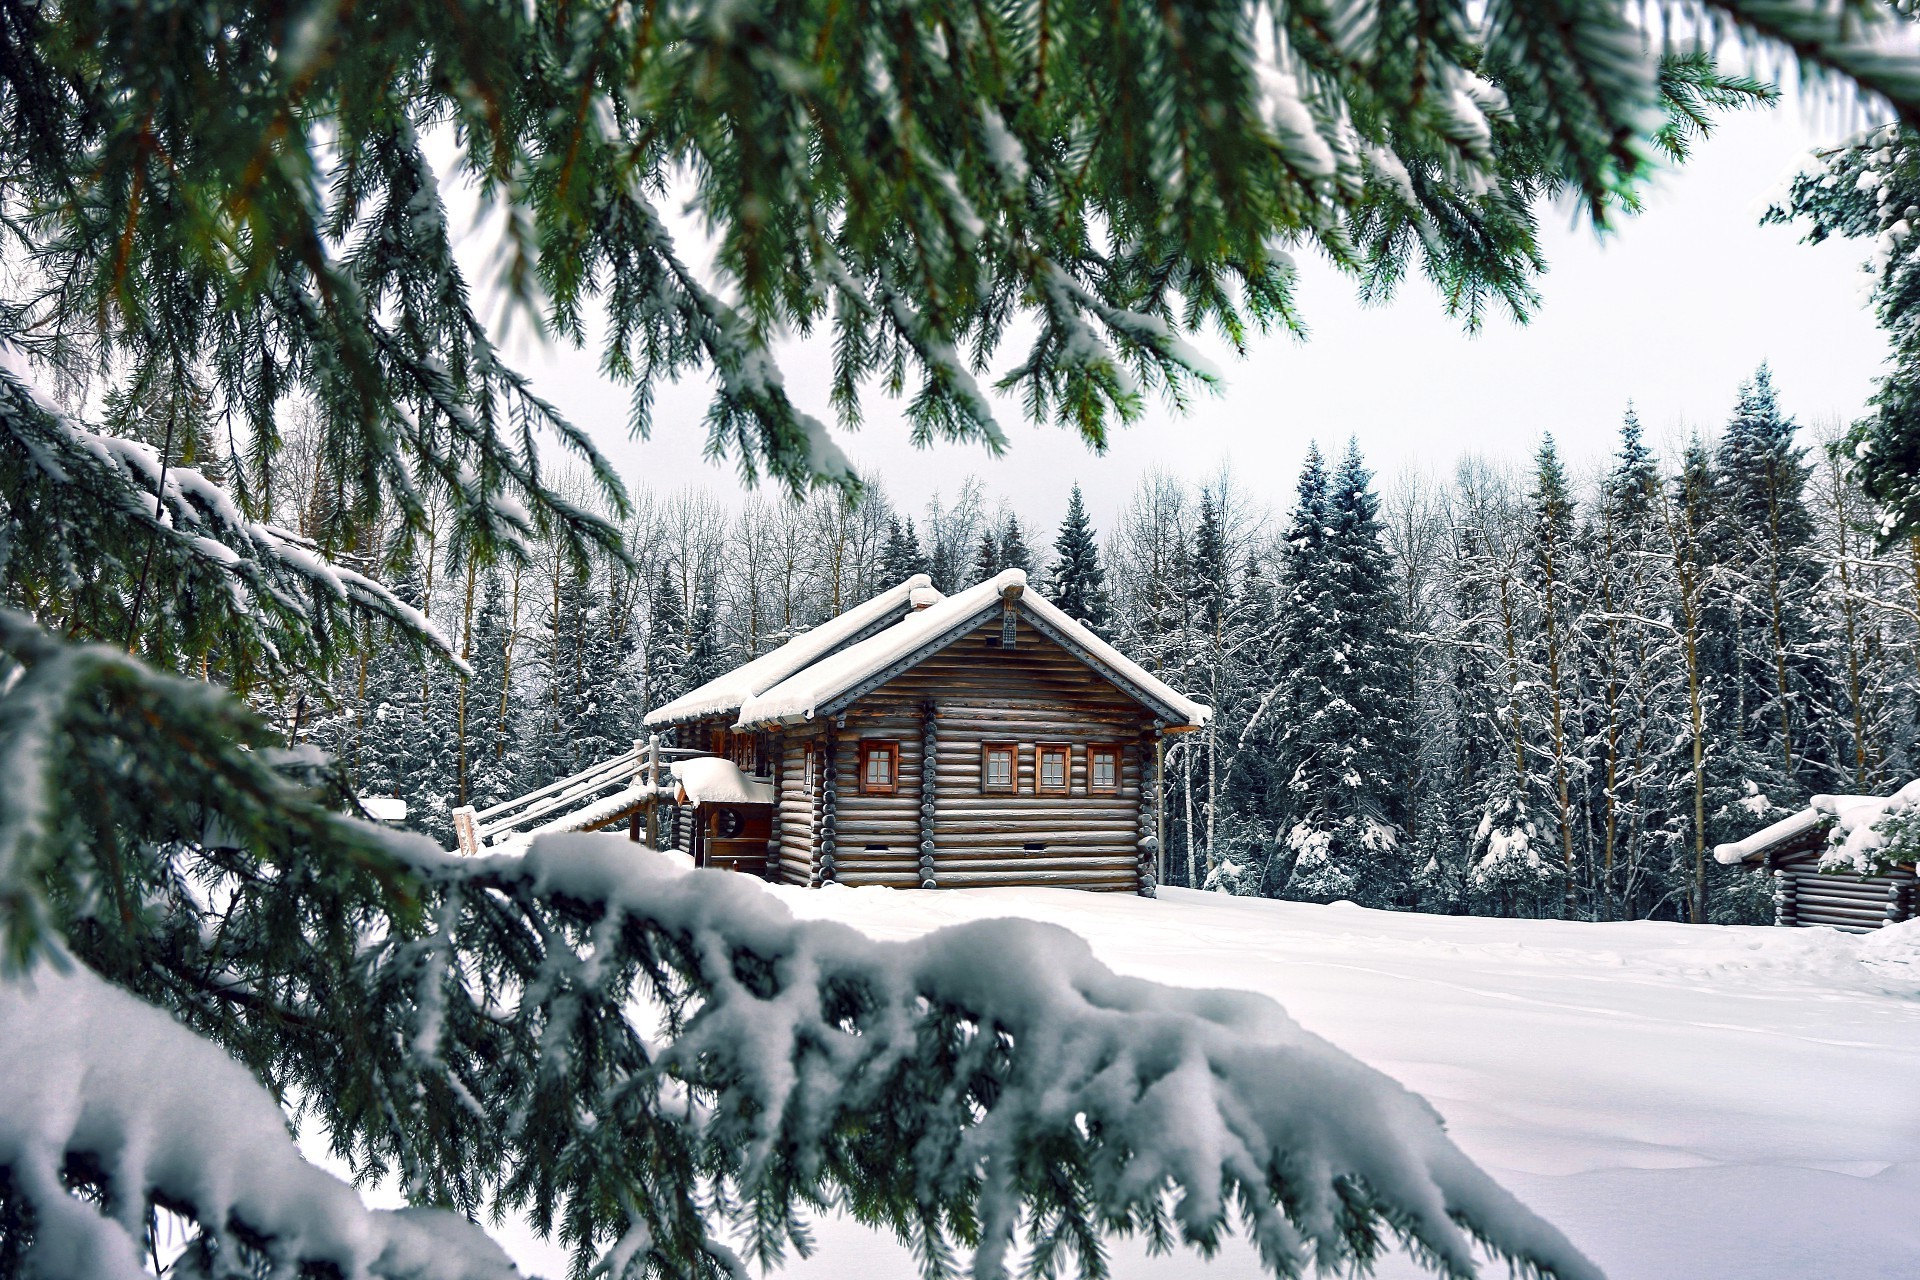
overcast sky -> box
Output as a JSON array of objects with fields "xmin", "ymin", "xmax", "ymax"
[{"xmin": 492, "ymin": 94, "xmax": 1887, "ymax": 533}]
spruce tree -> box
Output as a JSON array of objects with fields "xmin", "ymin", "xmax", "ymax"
[
  {"xmin": 1585, "ymin": 407, "xmax": 1666, "ymax": 918},
  {"xmin": 463, "ymin": 571, "xmax": 519, "ymax": 811},
  {"xmin": 1048, "ymin": 485, "xmax": 1112, "ymax": 633},
  {"xmin": 1259, "ymin": 444, "xmax": 1411, "ymax": 906},
  {"xmin": 1526, "ymin": 436, "xmax": 1581, "ymax": 916},
  {"xmin": 999, "ymin": 514, "xmax": 1033, "ymax": 575},
  {"xmin": 646, "ymin": 562, "xmax": 692, "ymax": 717},
  {"xmin": 1714, "ymin": 365, "xmax": 1830, "ymax": 794},
  {"xmin": 880, "ymin": 514, "xmax": 928, "ymax": 584},
  {"xmin": 970, "ymin": 528, "xmax": 1002, "ymax": 586}
]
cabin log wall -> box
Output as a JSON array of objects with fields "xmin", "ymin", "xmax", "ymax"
[
  {"xmin": 1769, "ymin": 848, "xmax": 1917, "ymax": 932},
  {"xmin": 810, "ymin": 619, "xmax": 1157, "ymax": 892}
]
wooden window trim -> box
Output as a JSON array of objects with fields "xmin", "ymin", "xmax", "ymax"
[
  {"xmin": 859, "ymin": 739, "xmax": 900, "ymax": 795},
  {"xmin": 804, "ymin": 741, "xmax": 817, "ymax": 791},
  {"xmin": 980, "ymin": 742, "xmax": 1017, "ymax": 794},
  {"xmin": 1036, "ymin": 743, "xmax": 1071, "ymax": 796},
  {"xmin": 1088, "ymin": 743, "xmax": 1122, "ymax": 795}
]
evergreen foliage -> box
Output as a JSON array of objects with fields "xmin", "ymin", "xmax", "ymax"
[
  {"xmin": 6, "ymin": 4, "xmax": 1919, "ymax": 1276},
  {"xmin": 1047, "ymin": 486, "xmax": 1113, "ymax": 634},
  {"xmin": 880, "ymin": 515, "xmax": 929, "ymax": 584}
]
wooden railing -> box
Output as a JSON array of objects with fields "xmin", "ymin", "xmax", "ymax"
[{"xmin": 451, "ymin": 735, "xmax": 703, "ymax": 854}]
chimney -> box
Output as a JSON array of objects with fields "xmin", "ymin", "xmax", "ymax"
[{"xmin": 909, "ymin": 586, "xmax": 942, "ymax": 611}]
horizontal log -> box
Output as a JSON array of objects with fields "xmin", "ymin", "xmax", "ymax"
[
  {"xmin": 929, "ymin": 869, "xmax": 1138, "ymax": 887},
  {"xmin": 925, "ymin": 856, "xmax": 1137, "ymax": 874},
  {"xmin": 926, "ymin": 827, "xmax": 1140, "ymax": 842},
  {"xmin": 1790, "ymin": 910, "xmax": 1877, "ymax": 930},
  {"xmin": 1786, "ymin": 880, "xmax": 1896, "ymax": 899},
  {"xmin": 931, "ymin": 803, "xmax": 1137, "ymax": 818},
  {"xmin": 1791, "ymin": 886, "xmax": 1896, "ymax": 905}
]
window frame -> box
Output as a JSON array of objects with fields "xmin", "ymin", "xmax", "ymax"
[
  {"xmin": 1036, "ymin": 743, "xmax": 1071, "ymax": 796},
  {"xmin": 858, "ymin": 739, "xmax": 901, "ymax": 795},
  {"xmin": 1087, "ymin": 743, "xmax": 1122, "ymax": 795},
  {"xmin": 803, "ymin": 741, "xmax": 818, "ymax": 791},
  {"xmin": 980, "ymin": 742, "xmax": 1017, "ymax": 794}
]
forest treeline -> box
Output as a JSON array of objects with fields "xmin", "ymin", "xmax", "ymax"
[{"xmin": 285, "ymin": 366, "xmax": 1916, "ymax": 924}]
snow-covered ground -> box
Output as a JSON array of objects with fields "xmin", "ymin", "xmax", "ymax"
[{"xmin": 740, "ymin": 885, "xmax": 1920, "ymax": 1280}]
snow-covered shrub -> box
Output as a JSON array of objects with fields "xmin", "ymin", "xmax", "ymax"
[
  {"xmin": 1819, "ymin": 781, "xmax": 1920, "ymax": 878},
  {"xmin": 1468, "ymin": 791, "xmax": 1558, "ymax": 914}
]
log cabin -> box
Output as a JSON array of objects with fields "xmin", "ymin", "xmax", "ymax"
[
  {"xmin": 643, "ymin": 569, "xmax": 1210, "ymax": 894},
  {"xmin": 1715, "ymin": 790, "xmax": 1918, "ymax": 931}
]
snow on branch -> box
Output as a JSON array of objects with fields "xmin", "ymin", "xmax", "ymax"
[
  {"xmin": 434, "ymin": 835, "xmax": 1600, "ymax": 1280},
  {"xmin": 0, "ymin": 345, "xmax": 465, "ymax": 674},
  {"xmin": 0, "ymin": 964, "xmax": 520, "ymax": 1280}
]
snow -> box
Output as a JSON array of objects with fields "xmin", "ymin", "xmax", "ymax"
[
  {"xmin": 737, "ymin": 569, "xmax": 1211, "ymax": 729},
  {"xmin": 1715, "ymin": 781, "xmax": 1920, "ymax": 873},
  {"xmin": 644, "ymin": 574, "xmax": 934, "ymax": 726},
  {"xmin": 672, "ymin": 755, "xmax": 774, "ymax": 806},
  {"xmin": 1813, "ymin": 781, "xmax": 1920, "ymax": 876},
  {"xmin": 361, "ymin": 795, "xmax": 410, "ymax": 822},
  {"xmin": 461, "ymin": 835, "xmax": 1592, "ymax": 1279},
  {"xmin": 0, "ymin": 965, "xmax": 519, "ymax": 1280},
  {"xmin": 741, "ymin": 885, "xmax": 1920, "ymax": 1280},
  {"xmin": 1714, "ymin": 804, "xmax": 1828, "ymax": 864}
]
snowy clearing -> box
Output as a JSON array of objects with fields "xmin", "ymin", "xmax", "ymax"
[{"xmin": 738, "ymin": 886, "xmax": 1920, "ymax": 1280}]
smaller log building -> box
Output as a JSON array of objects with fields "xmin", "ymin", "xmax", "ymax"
[
  {"xmin": 1716, "ymin": 793, "xmax": 1918, "ymax": 932},
  {"xmin": 643, "ymin": 570, "xmax": 1210, "ymax": 894}
]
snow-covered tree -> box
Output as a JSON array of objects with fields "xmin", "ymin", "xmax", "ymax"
[
  {"xmin": 1048, "ymin": 485, "xmax": 1112, "ymax": 634},
  {"xmin": 880, "ymin": 514, "xmax": 929, "ymax": 585},
  {"xmin": 1254, "ymin": 444, "xmax": 1412, "ymax": 906}
]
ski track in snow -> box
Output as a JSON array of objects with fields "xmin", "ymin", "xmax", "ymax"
[{"xmin": 741, "ymin": 886, "xmax": 1920, "ymax": 1280}]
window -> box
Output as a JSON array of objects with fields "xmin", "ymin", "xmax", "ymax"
[
  {"xmin": 859, "ymin": 739, "xmax": 900, "ymax": 794},
  {"xmin": 1088, "ymin": 744, "xmax": 1121, "ymax": 794},
  {"xmin": 981, "ymin": 743, "xmax": 1016, "ymax": 793},
  {"xmin": 803, "ymin": 742, "xmax": 817, "ymax": 791},
  {"xmin": 1037, "ymin": 744, "xmax": 1070, "ymax": 795}
]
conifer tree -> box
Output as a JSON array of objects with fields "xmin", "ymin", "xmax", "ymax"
[
  {"xmin": 646, "ymin": 562, "xmax": 692, "ymax": 717},
  {"xmin": 971, "ymin": 528, "xmax": 1002, "ymax": 586},
  {"xmin": 1259, "ymin": 444, "xmax": 1411, "ymax": 905},
  {"xmin": 1048, "ymin": 485, "xmax": 1112, "ymax": 633},
  {"xmin": 1526, "ymin": 436, "xmax": 1582, "ymax": 915},
  {"xmin": 1585, "ymin": 408, "xmax": 1666, "ymax": 918},
  {"xmin": 999, "ymin": 514, "xmax": 1033, "ymax": 575},
  {"xmin": 879, "ymin": 514, "xmax": 928, "ymax": 584},
  {"xmin": 1714, "ymin": 366, "xmax": 1830, "ymax": 794},
  {"xmin": 463, "ymin": 571, "xmax": 520, "ymax": 810}
]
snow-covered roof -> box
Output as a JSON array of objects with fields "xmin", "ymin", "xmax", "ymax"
[
  {"xmin": 359, "ymin": 796, "xmax": 408, "ymax": 822},
  {"xmin": 1714, "ymin": 784, "xmax": 1920, "ymax": 867},
  {"xmin": 1713, "ymin": 807, "xmax": 1830, "ymax": 865},
  {"xmin": 673, "ymin": 756, "xmax": 775, "ymax": 806},
  {"xmin": 643, "ymin": 574, "xmax": 934, "ymax": 726},
  {"xmin": 734, "ymin": 569, "xmax": 1211, "ymax": 730}
]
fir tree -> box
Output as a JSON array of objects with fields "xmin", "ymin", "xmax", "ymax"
[
  {"xmin": 1048, "ymin": 485, "xmax": 1111, "ymax": 633},
  {"xmin": 1714, "ymin": 365, "xmax": 1830, "ymax": 793},
  {"xmin": 879, "ymin": 515, "xmax": 928, "ymax": 584},
  {"xmin": 646, "ymin": 562, "xmax": 692, "ymax": 716},
  {"xmin": 1526, "ymin": 435, "xmax": 1581, "ymax": 915},
  {"xmin": 1259, "ymin": 444, "xmax": 1411, "ymax": 906},
  {"xmin": 970, "ymin": 528, "xmax": 1002, "ymax": 586},
  {"xmin": 463, "ymin": 571, "xmax": 519, "ymax": 810},
  {"xmin": 999, "ymin": 514, "xmax": 1033, "ymax": 575}
]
